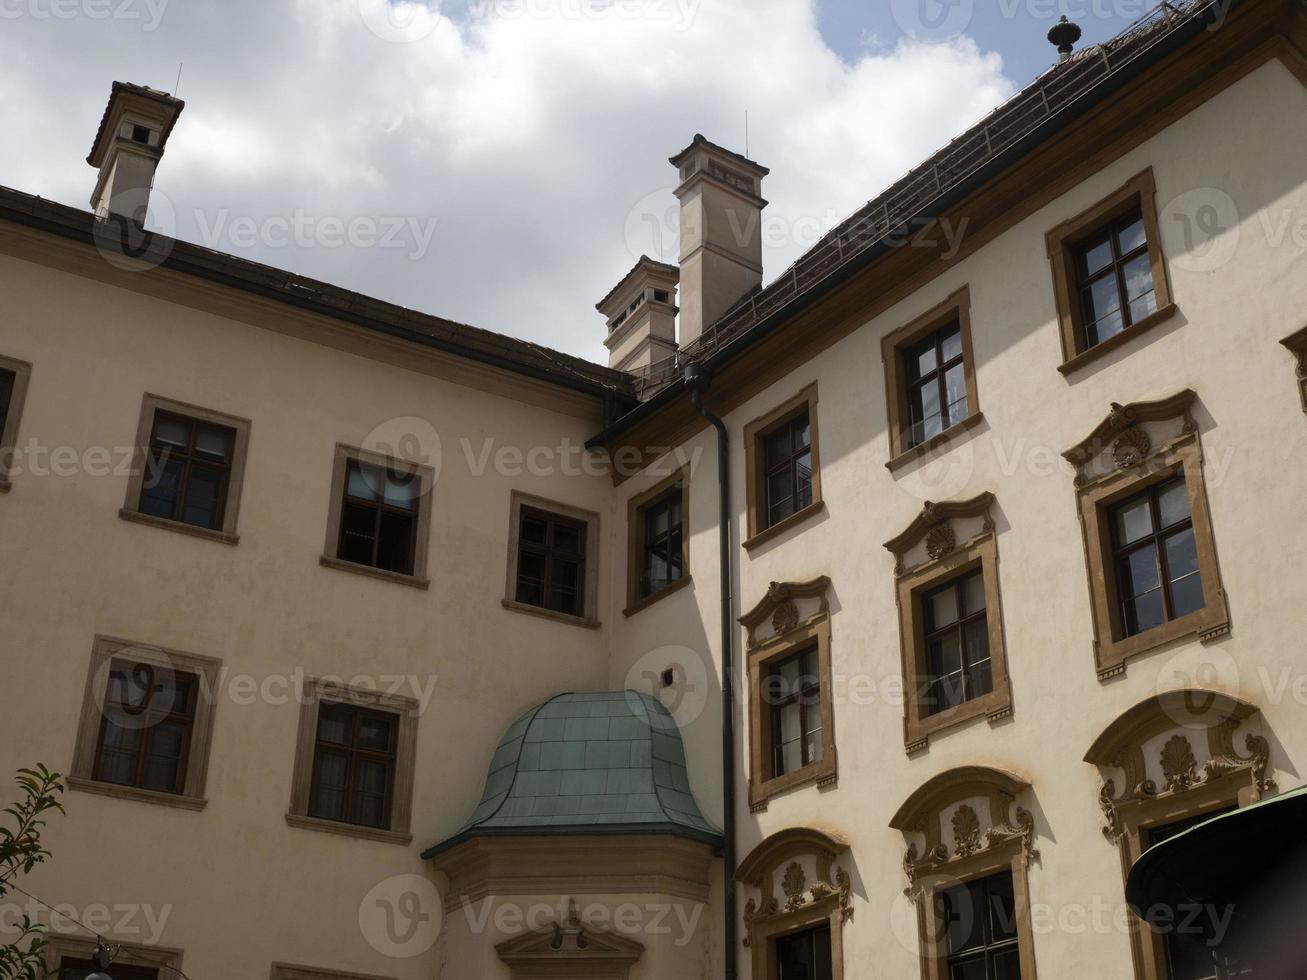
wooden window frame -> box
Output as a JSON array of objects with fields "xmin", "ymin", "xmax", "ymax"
[
  {"xmin": 1282, "ymin": 324, "xmax": 1307, "ymax": 412},
  {"xmin": 882, "ymin": 287, "xmax": 983, "ymax": 470},
  {"xmin": 43, "ymin": 935, "xmax": 184, "ymax": 979},
  {"xmin": 0, "ymin": 353, "xmax": 32, "ymax": 492},
  {"xmin": 885, "ymin": 494, "xmax": 1013, "ymax": 754},
  {"xmin": 306, "ymin": 700, "xmax": 399, "ymax": 832},
  {"xmin": 624, "ymin": 465, "xmax": 692, "ymax": 616},
  {"xmin": 120, "ymin": 393, "xmax": 251, "ymax": 545},
  {"xmin": 503, "ymin": 490, "xmax": 601, "ymax": 628},
  {"xmin": 321, "ymin": 443, "xmax": 434, "ymax": 590},
  {"xmin": 270, "ymin": 965, "xmax": 396, "ymax": 980},
  {"xmin": 1064, "ymin": 391, "xmax": 1230, "ymax": 680},
  {"xmin": 90, "ymin": 660, "xmax": 198, "ymax": 796},
  {"xmin": 1108, "ymin": 477, "xmax": 1203, "ymax": 639},
  {"xmin": 286, "ymin": 676, "xmax": 419, "ymax": 845},
  {"xmin": 743, "ymin": 382, "xmax": 823, "ymax": 550},
  {"xmin": 1046, "ymin": 169, "xmax": 1176, "ymax": 375},
  {"xmin": 69, "ymin": 635, "xmax": 221, "ymax": 811},
  {"xmin": 740, "ymin": 578, "xmax": 837, "ymax": 812}
]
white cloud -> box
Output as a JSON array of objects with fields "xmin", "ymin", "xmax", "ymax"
[{"xmin": 0, "ymin": 0, "xmax": 1014, "ymax": 362}]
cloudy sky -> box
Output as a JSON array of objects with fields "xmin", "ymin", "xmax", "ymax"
[{"xmin": 0, "ymin": 0, "xmax": 1149, "ymax": 362}]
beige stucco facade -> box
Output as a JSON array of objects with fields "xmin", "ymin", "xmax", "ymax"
[{"xmin": 2, "ymin": 5, "xmax": 1307, "ymax": 979}]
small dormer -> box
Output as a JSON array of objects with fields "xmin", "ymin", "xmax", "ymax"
[
  {"xmin": 87, "ymin": 81, "xmax": 185, "ymax": 223},
  {"xmin": 598, "ymin": 256, "xmax": 680, "ymax": 372}
]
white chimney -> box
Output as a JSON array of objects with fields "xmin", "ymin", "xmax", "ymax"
[
  {"xmin": 599, "ymin": 257, "xmax": 680, "ymax": 372},
  {"xmin": 668, "ymin": 134, "xmax": 768, "ymax": 347},
  {"xmin": 87, "ymin": 82, "xmax": 185, "ymax": 223}
]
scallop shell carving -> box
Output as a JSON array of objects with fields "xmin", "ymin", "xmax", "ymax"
[
  {"xmin": 1112, "ymin": 427, "xmax": 1151, "ymax": 469},
  {"xmin": 926, "ymin": 524, "xmax": 957, "ymax": 561}
]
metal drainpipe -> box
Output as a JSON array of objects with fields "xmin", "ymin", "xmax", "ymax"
[{"xmin": 684, "ymin": 360, "xmax": 737, "ymax": 980}]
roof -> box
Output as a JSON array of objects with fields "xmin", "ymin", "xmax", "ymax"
[
  {"xmin": 595, "ymin": 255, "xmax": 680, "ymax": 313},
  {"xmin": 421, "ymin": 691, "xmax": 721, "ymax": 858},
  {"xmin": 669, "ymin": 133, "xmax": 770, "ymax": 176},
  {"xmin": 622, "ymin": 0, "xmax": 1232, "ymax": 401},
  {"xmin": 0, "ymin": 186, "xmax": 636, "ymax": 402},
  {"xmin": 87, "ymin": 81, "xmax": 186, "ymax": 167}
]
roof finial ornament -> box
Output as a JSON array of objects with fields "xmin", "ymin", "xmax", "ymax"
[{"xmin": 1048, "ymin": 15, "xmax": 1083, "ymax": 63}]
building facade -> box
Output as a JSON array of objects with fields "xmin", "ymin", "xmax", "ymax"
[{"xmin": 2, "ymin": 1, "xmax": 1307, "ymax": 978}]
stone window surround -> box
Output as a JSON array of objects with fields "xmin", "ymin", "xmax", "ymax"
[
  {"xmin": 68, "ymin": 634, "xmax": 222, "ymax": 812},
  {"xmin": 742, "ymin": 381, "xmax": 824, "ymax": 550},
  {"xmin": 1084, "ymin": 689, "xmax": 1276, "ymax": 980},
  {"xmin": 502, "ymin": 489, "xmax": 602, "ymax": 629},
  {"xmin": 623, "ymin": 465, "xmax": 692, "ymax": 616},
  {"xmin": 1062, "ymin": 390, "xmax": 1231, "ymax": 680},
  {"xmin": 884, "ymin": 493, "xmax": 1014, "ymax": 755},
  {"xmin": 1282, "ymin": 324, "xmax": 1307, "ymax": 412},
  {"xmin": 1045, "ymin": 167, "xmax": 1177, "ymax": 375},
  {"xmin": 736, "ymin": 827, "xmax": 853, "ymax": 980},
  {"xmin": 285, "ymin": 676, "xmax": 419, "ymax": 846},
  {"xmin": 0, "ymin": 353, "xmax": 32, "ymax": 492},
  {"xmin": 890, "ymin": 766, "xmax": 1040, "ymax": 980},
  {"xmin": 119, "ymin": 392, "xmax": 252, "ymax": 545},
  {"xmin": 880, "ymin": 285, "xmax": 985, "ymax": 471},
  {"xmin": 739, "ymin": 577, "xmax": 837, "ymax": 812},
  {"xmin": 270, "ymin": 963, "xmax": 396, "ymax": 980},
  {"xmin": 42, "ymin": 934, "xmax": 185, "ymax": 978},
  {"xmin": 320, "ymin": 442, "xmax": 435, "ymax": 590}
]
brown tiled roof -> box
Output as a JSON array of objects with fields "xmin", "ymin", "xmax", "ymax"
[
  {"xmin": 87, "ymin": 81, "xmax": 186, "ymax": 167},
  {"xmin": 632, "ymin": 0, "xmax": 1223, "ymax": 397}
]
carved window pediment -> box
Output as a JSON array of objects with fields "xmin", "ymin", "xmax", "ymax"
[
  {"xmin": 883, "ymin": 493, "xmax": 995, "ymax": 577},
  {"xmin": 1061, "ymin": 389, "xmax": 1197, "ymax": 488},
  {"xmin": 739, "ymin": 576, "xmax": 831, "ymax": 650},
  {"xmin": 497, "ymin": 902, "xmax": 644, "ymax": 978}
]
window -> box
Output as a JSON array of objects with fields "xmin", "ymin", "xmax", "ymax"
[
  {"xmin": 1073, "ymin": 209, "xmax": 1157, "ymax": 351},
  {"xmin": 120, "ymin": 394, "xmax": 251, "ymax": 543},
  {"xmin": 1281, "ymin": 325, "xmax": 1307, "ymax": 413},
  {"xmin": 138, "ymin": 411, "xmax": 236, "ymax": 531},
  {"xmin": 503, "ymin": 492, "xmax": 601, "ymax": 627},
  {"xmin": 0, "ymin": 354, "xmax": 32, "ymax": 491},
  {"xmin": 743, "ymin": 383, "xmax": 823, "ymax": 549},
  {"xmin": 740, "ymin": 577, "xmax": 836, "ymax": 811},
  {"xmin": 42, "ymin": 936, "xmax": 183, "ymax": 980},
  {"xmin": 321, "ymin": 444, "xmax": 434, "ymax": 589},
  {"xmin": 307, "ymin": 701, "xmax": 398, "ymax": 830},
  {"xmin": 776, "ymin": 923, "xmax": 834, "ymax": 980},
  {"xmin": 1046, "ymin": 168, "xmax": 1175, "ymax": 372},
  {"xmin": 69, "ymin": 636, "xmax": 221, "ymax": 810},
  {"xmin": 882, "ymin": 288, "xmax": 982, "ymax": 468},
  {"xmin": 516, "ymin": 507, "xmax": 587, "ymax": 616},
  {"xmin": 1110, "ymin": 478, "xmax": 1204, "ymax": 638},
  {"xmin": 287, "ymin": 678, "xmax": 419, "ymax": 845},
  {"xmin": 885, "ymin": 494, "xmax": 1013, "ymax": 754},
  {"xmin": 625, "ymin": 467, "xmax": 691, "ymax": 615},
  {"xmin": 922, "ymin": 570, "xmax": 992, "ymax": 716},
  {"xmin": 939, "ymin": 872, "xmax": 1022, "ymax": 980},
  {"xmin": 59, "ymin": 959, "xmax": 159, "ymax": 980},
  {"xmin": 1064, "ymin": 390, "xmax": 1230, "ymax": 679},
  {"xmin": 92, "ymin": 660, "xmax": 197, "ymax": 795}
]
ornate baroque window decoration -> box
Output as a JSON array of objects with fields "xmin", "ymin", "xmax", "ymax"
[
  {"xmin": 1281, "ymin": 324, "xmax": 1307, "ymax": 412},
  {"xmin": 1083, "ymin": 689, "xmax": 1276, "ymax": 980},
  {"xmin": 739, "ymin": 577, "xmax": 837, "ymax": 812},
  {"xmin": 1062, "ymin": 389, "xmax": 1231, "ymax": 680},
  {"xmin": 736, "ymin": 827, "xmax": 853, "ymax": 979},
  {"xmin": 496, "ymin": 901, "xmax": 645, "ymax": 980},
  {"xmin": 883, "ymin": 493, "xmax": 1014, "ymax": 754},
  {"xmin": 890, "ymin": 767, "xmax": 1041, "ymax": 980}
]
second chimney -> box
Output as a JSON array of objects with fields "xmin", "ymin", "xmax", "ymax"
[
  {"xmin": 87, "ymin": 81, "xmax": 185, "ymax": 223},
  {"xmin": 669, "ymin": 134, "xmax": 768, "ymax": 348}
]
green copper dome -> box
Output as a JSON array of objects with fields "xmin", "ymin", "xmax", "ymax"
[{"xmin": 422, "ymin": 691, "xmax": 721, "ymax": 857}]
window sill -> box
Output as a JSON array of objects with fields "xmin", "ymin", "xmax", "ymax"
[
  {"xmin": 118, "ymin": 507, "xmax": 239, "ymax": 545},
  {"xmin": 67, "ymin": 775, "xmax": 207, "ymax": 811},
  {"xmin": 319, "ymin": 555, "xmax": 430, "ymax": 590},
  {"xmin": 284, "ymin": 812, "xmax": 413, "ymax": 846},
  {"xmin": 1096, "ymin": 605, "xmax": 1231, "ymax": 680},
  {"xmin": 623, "ymin": 574, "xmax": 693, "ymax": 617},
  {"xmin": 748, "ymin": 754, "xmax": 837, "ymax": 813},
  {"xmin": 905, "ymin": 691, "xmax": 1013, "ymax": 755},
  {"xmin": 501, "ymin": 597, "xmax": 600, "ymax": 630},
  {"xmin": 886, "ymin": 412, "xmax": 986, "ymax": 473},
  {"xmin": 743, "ymin": 499, "xmax": 826, "ymax": 552},
  {"xmin": 1057, "ymin": 302, "xmax": 1179, "ymax": 376}
]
